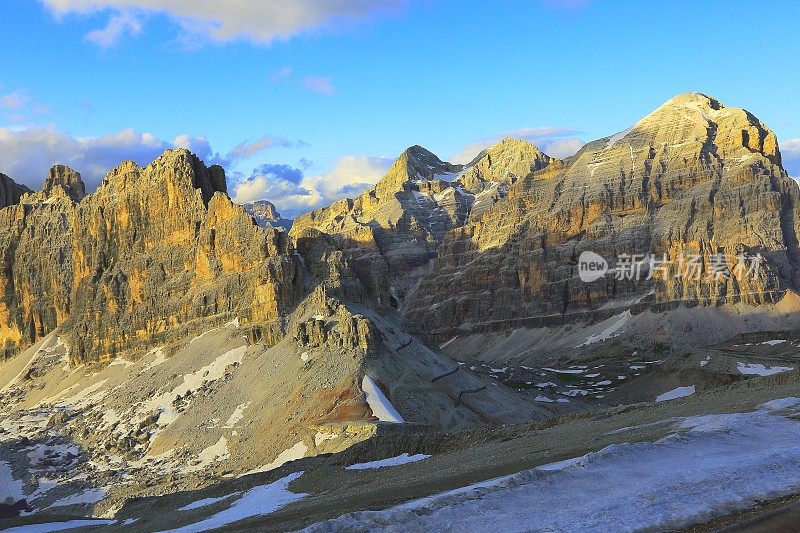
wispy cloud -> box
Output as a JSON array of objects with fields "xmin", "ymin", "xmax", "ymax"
[
  {"xmin": 0, "ymin": 90, "xmax": 52, "ymax": 124},
  {"xmin": 450, "ymin": 126, "xmax": 585, "ymax": 164},
  {"xmin": 0, "ymin": 91, "xmax": 30, "ymax": 110},
  {"xmin": 42, "ymin": 0, "xmax": 409, "ymax": 47},
  {"xmin": 302, "ymin": 76, "xmax": 335, "ymax": 95},
  {"xmin": 227, "ymin": 135, "xmax": 307, "ymax": 162},
  {"xmin": 84, "ymin": 10, "xmax": 142, "ymax": 48}
]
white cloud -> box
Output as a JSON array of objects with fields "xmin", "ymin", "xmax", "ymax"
[
  {"xmin": 42, "ymin": 0, "xmax": 408, "ymax": 46},
  {"xmin": 84, "ymin": 10, "xmax": 141, "ymax": 47},
  {"xmin": 450, "ymin": 126, "xmax": 585, "ymax": 164},
  {"xmin": 228, "ymin": 135, "xmax": 305, "ymax": 162},
  {"xmin": 231, "ymin": 155, "xmax": 391, "ymax": 218},
  {"xmin": 0, "ymin": 125, "xmax": 302, "ymax": 191},
  {"xmin": 302, "ymin": 76, "xmax": 335, "ymax": 95},
  {"xmin": 0, "ymin": 125, "xmax": 169, "ymax": 189},
  {"xmin": 542, "ymin": 138, "xmax": 585, "ymax": 159},
  {"xmin": 0, "ymin": 91, "xmax": 30, "ymax": 110},
  {"xmin": 782, "ymin": 139, "xmax": 800, "ymax": 177}
]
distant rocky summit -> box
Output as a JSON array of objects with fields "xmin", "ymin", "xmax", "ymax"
[
  {"xmin": 290, "ymin": 139, "xmax": 552, "ymax": 303},
  {"xmin": 243, "ymin": 199, "xmax": 292, "ymax": 230},
  {"xmin": 41, "ymin": 164, "xmax": 86, "ymax": 203}
]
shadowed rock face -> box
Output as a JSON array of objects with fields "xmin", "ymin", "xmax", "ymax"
[
  {"xmin": 404, "ymin": 93, "xmax": 800, "ymax": 338},
  {"xmin": 0, "ymin": 173, "xmax": 32, "ymax": 209},
  {"xmin": 0, "ymin": 149, "xmax": 306, "ymax": 362}
]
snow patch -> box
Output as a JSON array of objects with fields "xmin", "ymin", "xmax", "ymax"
[
  {"xmin": 300, "ymin": 401, "xmax": 800, "ymax": 532},
  {"xmin": 49, "ymin": 487, "xmax": 108, "ymax": 508},
  {"xmin": 161, "ymin": 472, "xmax": 306, "ymax": 533},
  {"xmin": 737, "ymin": 362, "xmax": 794, "ymax": 376},
  {"xmin": 245, "ymin": 442, "xmax": 309, "ymax": 476},
  {"xmin": 223, "ymin": 403, "xmax": 250, "ymax": 429},
  {"xmin": 346, "ymin": 453, "xmax": 430, "ymax": 470},
  {"xmin": 178, "ymin": 493, "xmax": 241, "ymax": 512},
  {"xmin": 314, "ymin": 432, "xmax": 336, "ymax": 447},
  {"xmin": 656, "ymin": 385, "xmax": 695, "ymax": 402},
  {"xmin": 2, "ymin": 520, "xmax": 116, "ymax": 533},
  {"xmin": 577, "ymin": 311, "xmax": 631, "ymax": 347},
  {"xmin": 0, "ymin": 460, "xmax": 23, "ymax": 502},
  {"xmin": 142, "ymin": 345, "xmax": 247, "ymax": 427},
  {"xmin": 190, "ymin": 437, "xmax": 229, "ymax": 470},
  {"xmin": 361, "ymin": 375, "xmax": 404, "ymax": 423},
  {"xmin": 761, "ymin": 339, "xmax": 786, "ymax": 346}
]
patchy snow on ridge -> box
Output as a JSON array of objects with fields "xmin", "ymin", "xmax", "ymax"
[
  {"xmin": 245, "ymin": 442, "xmax": 309, "ymax": 476},
  {"xmin": 346, "ymin": 454, "xmax": 430, "ymax": 470},
  {"xmin": 656, "ymin": 385, "xmax": 696, "ymax": 402},
  {"xmin": 2, "ymin": 520, "xmax": 116, "ymax": 533},
  {"xmin": 189, "ymin": 437, "xmax": 229, "ymax": 471},
  {"xmin": 178, "ymin": 493, "xmax": 241, "ymax": 512},
  {"xmin": 142, "ymin": 345, "xmax": 248, "ymax": 427},
  {"xmin": 161, "ymin": 472, "xmax": 306, "ymax": 533},
  {"xmin": 361, "ymin": 375, "xmax": 404, "ymax": 423},
  {"xmin": 760, "ymin": 339, "xmax": 787, "ymax": 346},
  {"xmin": 48, "ymin": 487, "xmax": 108, "ymax": 508},
  {"xmin": 300, "ymin": 401, "xmax": 800, "ymax": 532},
  {"xmin": 577, "ymin": 311, "xmax": 631, "ymax": 347},
  {"xmin": 223, "ymin": 403, "xmax": 250, "ymax": 429},
  {"xmin": 737, "ymin": 362, "xmax": 794, "ymax": 376},
  {"xmin": 0, "ymin": 460, "xmax": 23, "ymax": 502}
]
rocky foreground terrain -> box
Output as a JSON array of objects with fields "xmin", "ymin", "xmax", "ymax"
[{"xmin": 1, "ymin": 93, "xmax": 800, "ymax": 531}]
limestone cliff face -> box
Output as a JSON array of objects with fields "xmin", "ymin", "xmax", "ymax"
[
  {"xmin": 0, "ymin": 172, "xmax": 32, "ymax": 209},
  {"xmin": 404, "ymin": 93, "xmax": 800, "ymax": 338},
  {"xmin": 0, "ymin": 149, "xmax": 306, "ymax": 363},
  {"xmin": 289, "ymin": 141, "xmax": 555, "ymax": 304}
]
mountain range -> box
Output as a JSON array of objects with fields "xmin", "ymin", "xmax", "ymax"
[{"xmin": 2, "ymin": 93, "xmax": 800, "ymax": 531}]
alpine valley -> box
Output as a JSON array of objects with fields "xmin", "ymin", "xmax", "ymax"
[{"xmin": 3, "ymin": 93, "xmax": 800, "ymax": 532}]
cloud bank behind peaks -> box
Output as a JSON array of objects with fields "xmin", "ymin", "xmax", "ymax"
[
  {"xmin": 231, "ymin": 155, "xmax": 392, "ymax": 218},
  {"xmin": 782, "ymin": 139, "xmax": 800, "ymax": 179},
  {"xmin": 0, "ymin": 125, "xmax": 301, "ymax": 191},
  {"xmin": 42, "ymin": 0, "xmax": 409, "ymax": 47}
]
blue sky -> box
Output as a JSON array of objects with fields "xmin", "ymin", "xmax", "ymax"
[{"xmin": 1, "ymin": 0, "xmax": 800, "ymax": 217}]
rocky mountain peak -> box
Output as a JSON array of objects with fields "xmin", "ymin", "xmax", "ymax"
[
  {"xmin": 373, "ymin": 145, "xmax": 461, "ymax": 200},
  {"xmin": 97, "ymin": 149, "xmax": 228, "ymax": 206},
  {"xmin": 405, "ymin": 93, "xmax": 800, "ymax": 343},
  {"xmin": 599, "ymin": 92, "xmax": 782, "ymax": 167},
  {"xmin": 41, "ymin": 164, "xmax": 86, "ymax": 202},
  {"xmin": 250, "ymin": 199, "xmax": 280, "ymax": 219},
  {"xmin": 244, "ymin": 199, "xmax": 292, "ymax": 230},
  {"xmin": 458, "ymin": 138, "xmax": 554, "ymax": 193}
]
